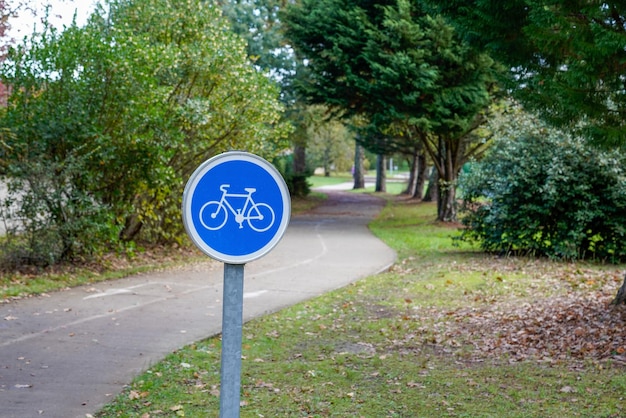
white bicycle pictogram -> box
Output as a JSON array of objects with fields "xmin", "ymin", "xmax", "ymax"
[{"xmin": 199, "ymin": 184, "xmax": 275, "ymax": 232}]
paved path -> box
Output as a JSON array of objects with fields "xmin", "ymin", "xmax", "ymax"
[{"xmin": 0, "ymin": 191, "xmax": 396, "ymax": 418}]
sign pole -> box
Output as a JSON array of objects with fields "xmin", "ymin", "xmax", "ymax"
[
  {"xmin": 219, "ymin": 263, "xmax": 244, "ymax": 418},
  {"xmin": 182, "ymin": 152, "xmax": 291, "ymax": 417}
]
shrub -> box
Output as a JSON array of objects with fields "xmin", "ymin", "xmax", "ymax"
[
  {"xmin": 0, "ymin": 157, "xmax": 121, "ymax": 268},
  {"xmin": 0, "ymin": 0, "xmax": 290, "ymax": 266},
  {"xmin": 458, "ymin": 132, "xmax": 626, "ymax": 262}
]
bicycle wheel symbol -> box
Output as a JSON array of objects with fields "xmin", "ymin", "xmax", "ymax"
[
  {"xmin": 199, "ymin": 201, "xmax": 227, "ymax": 231},
  {"xmin": 246, "ymin": 203, "xmax": 274, "ymax": 232}
]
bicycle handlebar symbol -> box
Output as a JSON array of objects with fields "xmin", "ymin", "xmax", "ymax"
[{"xmin": 199, "ymin": 184, "xmax": 275, "ymax": 232}]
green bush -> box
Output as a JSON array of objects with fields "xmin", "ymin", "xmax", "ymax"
[
  {"xmin": 0, "ymin": 0, "xmax": 289, "ymax": 266},
  {"xmin": 458, "ymin": 132, "xmax": 626, "ymax": 262},
  {"xmin": 0, "ymin": 157, "xmax": 121, "ymax": 268}
]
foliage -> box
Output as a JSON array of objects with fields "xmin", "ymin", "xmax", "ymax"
[
  {"xmin": 282, "ymin": 0, "xmax": 497, "ymax": 220},
  {"xmin": 1, "ymin": 155, "xmax": 121, "ymax": 266},
  {"xmin": 459, "ymin": 123, "xmax": 626, "ymax": 261},
  {"xmin": 220, "ymin": 0, "xmax": 318, "ymax": 186},
  {"xmin": 433, "ymin": 1, "xmax": 626, "ymax": 148},
  {"xmin": 219, "ymin": 0, "xmax": 295, "ymax": 80},
  {"xmin": 0, "ymin": 0, "xmax": 289, "ymax": 265},
  {"xmin": 0, "ymin": 0, "xmax": 10, "ymax": 48},
  {"xmin": 283, "ymin": 0, "xmax": 497, "ymax": 140}
]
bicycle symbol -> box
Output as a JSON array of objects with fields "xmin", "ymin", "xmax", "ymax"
[{"xmin": 199, "ymin": 184, "xmax": 275, "ymax": 232}]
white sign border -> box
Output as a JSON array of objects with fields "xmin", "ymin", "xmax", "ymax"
[{"xmin": 182, "ymin": 151, "xmax": 291, "ymax": 264}]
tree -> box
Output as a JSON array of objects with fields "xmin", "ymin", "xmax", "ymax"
[
  {"xmin": 219, "ymin": 0, "xmax": 294, "ymax": 78},
  {"xmin": 0, "ymin": 0, "xmax": 289, "ymax": 265},
  {"xmin": 305, "ymin": 105, "xmax": 354, "ymax": 176},
  {"xmin": 433, "ymin": 1, "xmax": 626, "ymax": 148},
  {"xmin": 353, "ymin": 143, "xmax": 366, "ymax": 189},
  {"xmin": 282, "ymin": 0, "xmax": 496, "ymax": 220}
]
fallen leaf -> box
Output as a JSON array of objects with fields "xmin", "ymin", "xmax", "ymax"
[{"xmin": 560, "ymin": 386, "xmax": 577, "ymax": 394}]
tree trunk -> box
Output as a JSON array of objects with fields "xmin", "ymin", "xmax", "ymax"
[
  {"xmin": 438, "ymin": 177, "xmax": 457, "ymax": 222},
  {"xmin": 612, "ymin": 273, "xmax": 626, "ymax": 305},
  {"xmin": 423, "ymin": 167, "xmax": 437, "ymax": 202},
  {"xmin": 353, "ymin": 143, "xmax": 365, "ymax": 189},
  {"xmin": 375, "ymin": 154, "xmax": 386, "ymax": 192},
  {"xmin": 323, "ymin": 140, "xmax": 331, "ymax": 177},
  {"xmin": 293, "ymin": 143, "xmax": 307, "ymax": 175},
  {"xmin": 120, "ymin": 213, "xmax": 143, "ymax": 242},
  {"xmin": 404, "ymin": 149, "xmax": 418, "ymax": 196},
  {"xmin": 413, "ymin": 151, "xmax": 428, "ymax": 200},
  {"xmin": 434, "ymin": 136, "xmax": 458, "ymax": 222}
]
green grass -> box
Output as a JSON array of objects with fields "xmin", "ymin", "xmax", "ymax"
[
  {"xmin": 95, "ymin": 196, "xmax": 626, "ymax": 417},
  {"xmin": 307, "ymin": 173, "xmax": 355, "ymax": 188},
  {"xmin": 308, "ymin": 172, "xmax": 409, "ymax": 195},
  {"xmin": 354, "ymin": 180, "xmax": 407, "ymax": 195},
  {"xmin": 0, "ymin": 247, "xmax": 208, "ymax": 300}
]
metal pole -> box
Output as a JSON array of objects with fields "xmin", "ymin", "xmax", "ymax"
[{"xmin": 219, "ymin": 263, "xmax": 244, "ymax": 418}]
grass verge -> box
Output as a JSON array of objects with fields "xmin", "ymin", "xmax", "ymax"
[
  {"xmin": 0, "ymin": 245, "xmax": 209, "ymax": 301},
  {"xmin": 96, "ymin": 197, "xmax": 626, "ymax": 417}
]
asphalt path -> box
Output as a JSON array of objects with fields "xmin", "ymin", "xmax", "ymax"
[{"xmin": 0, "ymin": 191, "xmax": 396, "ymax": 418}]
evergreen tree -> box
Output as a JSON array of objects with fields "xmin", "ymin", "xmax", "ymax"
[
  {"xmin": 283, "ymin": 0, "xmax": 496, "ymax": 220},
  {"xmin": 435, "ymin": 1, "xmax": 626, "ymax": 147}
]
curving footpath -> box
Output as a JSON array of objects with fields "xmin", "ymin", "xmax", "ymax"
[{"xmin": 0, "ymin": 191, "xmax": 396, "ymax": 418}]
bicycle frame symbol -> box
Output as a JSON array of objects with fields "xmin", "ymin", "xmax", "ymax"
[{"xmin": 199, "ymin": 184, "xmax": 275, "ymax": 232}]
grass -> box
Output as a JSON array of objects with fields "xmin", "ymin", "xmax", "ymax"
[
  {"xmin": 307, "ymin": 173, "xmax": 354, "ymax": 188},
  {"xmin": 0, "ymin": 245, "xmax": 209, "ymax": 300},
  {"xmin": 308, "ymin": 172, "xmax": 409, "ymax": 196},
  {"xmin": 95, "ymin": 196, "xmax": 626, "ymax": 418}
]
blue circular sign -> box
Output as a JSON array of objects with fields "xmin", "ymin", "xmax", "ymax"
[{"xmin": 182, "ymin": 151, "xmax": 291, "ymax": 264}]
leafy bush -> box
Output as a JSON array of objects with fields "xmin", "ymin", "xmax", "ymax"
[
  {"xmin": 0, "ymin": 157, "xmax": 121, "ymax": 268},
  {"xmin": 0, "ymin": 0, "xmax": 290, "ymax": 265},
  {"xmin": 458, "ymin": 132, "xmax": 626, "ymax": 262}
]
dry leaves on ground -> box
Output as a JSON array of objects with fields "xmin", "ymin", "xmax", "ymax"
[
  {"xmin": 397, "ymin": 262, "xmax": 626, "ymax": 367},
  {"xmin": 444, "ymin": 291, "xmax": 626, "ymax": 365}
]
